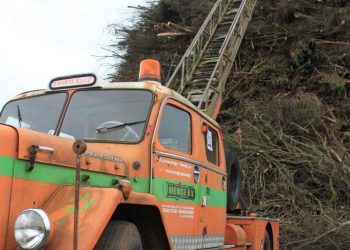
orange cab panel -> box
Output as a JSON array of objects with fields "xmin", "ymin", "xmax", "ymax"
[
  {"xmin": 226, "ymin": 215, "xmax": 279, "ymax": 250},
  {"xmin": 0, "ymin": 125, "xmax": 18, "ymax": 249}
]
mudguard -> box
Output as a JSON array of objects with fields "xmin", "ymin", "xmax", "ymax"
[{"xmin": 43, "ymin": 185, "xmax": 123, "ymax": 249}]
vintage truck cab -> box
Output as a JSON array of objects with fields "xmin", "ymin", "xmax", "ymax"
[
  {"xmin": 0, "ymin": 60, "xmax": 278, "ymax": 250},
  {"xmin": 0, "ymin": 61, "xmax": 228, "ymax": 249}
]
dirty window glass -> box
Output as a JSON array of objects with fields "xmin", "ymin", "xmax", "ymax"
[
  {"xmin": 158, "ymin": 105, "xmax": 191, "ymax": 154},
  {"xmin": 60, "ymin": 90, "xmax": 153, "ymax": 142},
  {"xmin": 0, "ymin": 93, "xmax": 66, "ymax": 133},
  {"xmin": 205, "ymin": 126, "xmax": 218, "ymax": 164}
]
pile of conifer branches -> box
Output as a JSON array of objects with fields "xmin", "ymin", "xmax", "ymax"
[
  {"xmin": 222, "ymin": 94, "xmax": 350, "ymax": 249},
  {"xmin": 107, "ymin": 0, "xmax": 350, "ymax": 248},
  {"xmin": 220, "ymin": 0, "xmax": 350, "ymax": 248}
]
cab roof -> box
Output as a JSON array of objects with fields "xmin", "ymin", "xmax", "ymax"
[{"xmin": 10, "ymin": 81, "xmax": 219, "ymax": 127}]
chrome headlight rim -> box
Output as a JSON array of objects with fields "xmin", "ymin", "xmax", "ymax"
[{"xmin": 14, "ymin": 208, "xmax": 51, "ymax": 250}]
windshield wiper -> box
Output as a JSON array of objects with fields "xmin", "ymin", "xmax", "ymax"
[
  {"xmin": 17, "ymin": 105, "xmax": 23, "ymax": 128},
  {"xmin": 96, "ymin": 120, "xmax": 146, "ymax": 134}
]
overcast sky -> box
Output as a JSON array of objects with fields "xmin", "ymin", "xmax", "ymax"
[{"xmin": 0, "ymin": 0, "xmax": 146, "ymax": 108}]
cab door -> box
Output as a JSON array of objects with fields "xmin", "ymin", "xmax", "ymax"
[
  {"xmin": 152, "ymin": 99, "xmax": 203, "ymax": 249},
  {"xmin": 197, "ymin": 121, "xmax": 227, "ymax": 248}
]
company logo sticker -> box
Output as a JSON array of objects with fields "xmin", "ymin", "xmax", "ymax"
[
  {"xmin": 164, "ymin": 182, "xmax": 195, "ymax": 200},
  {"xmin": 84, "ymin": 151, "xmax": 123, "ymax": 163}
]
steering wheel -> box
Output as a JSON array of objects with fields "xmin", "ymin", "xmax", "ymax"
[{"xmin": 95, "ymin": 121, "xmax": 140, "ymax": 141}]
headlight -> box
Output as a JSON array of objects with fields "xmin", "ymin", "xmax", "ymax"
[{"xmin": 14, "ymin": 209, "xmax": 51, "ymax": 249}]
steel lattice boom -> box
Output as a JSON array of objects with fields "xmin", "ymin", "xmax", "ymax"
[{"xmin": 166, "ymin": 0, "xmax": 257, "ymax": 119}]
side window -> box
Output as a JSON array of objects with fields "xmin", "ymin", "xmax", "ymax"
[
  {"xmin": 158, "ymin": 105, "xmax": 191, "ymax": 154},
  {"xmin": 204, "ymin": 126, "xmax": 218, "ymax": 164}
]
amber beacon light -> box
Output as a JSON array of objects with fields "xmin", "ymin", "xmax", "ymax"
[{"xmin": 138, "ymin": 59, "xmax": 161, "ymax": 83}]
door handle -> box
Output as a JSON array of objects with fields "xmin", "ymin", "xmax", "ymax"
[
  {"xmin": 26, "ymin": 145, "xmax": 55, "ymax": 171},
  {"xmin": 193, "ymin": 166, "xmax": 200, "ymax": 183}
]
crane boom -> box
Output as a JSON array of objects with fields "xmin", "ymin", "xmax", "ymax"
[{"xmin": 166, "ymin": 0, "xmax": 257, "ymax": 119}]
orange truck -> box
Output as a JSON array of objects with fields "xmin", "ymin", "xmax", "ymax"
[{"xmin": 0, "ymin": 60, "xmax": 279, "ymax": 250}]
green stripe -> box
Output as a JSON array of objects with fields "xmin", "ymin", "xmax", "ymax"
[
  {"xmin": 0, "ymin": 155, "xmax": 148, "ymax": 192},
  {"xmin": 0, "ymin": 155, "xmax": 15, "ymax": 176},
  {"xmin": 14, "ymin": 159, "xmax": 149, "ymax": 192},
  {"xmin": 152, "ymin": 178, "xmax": 226, "ymax": 208},
  {"xmin": 1, "ymin": 156, "xmax": 226, "ymax": 207}
]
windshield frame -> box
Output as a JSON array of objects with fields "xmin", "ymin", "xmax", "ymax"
[
  {"xmin": 0, "ymin": 91, "xmax": 69, "ymax": 133},
  {"xmin": 58, "ymin": 88, "xmax": 155, "ymax": 144}
]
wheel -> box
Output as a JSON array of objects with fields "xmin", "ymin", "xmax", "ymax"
[
  {"xmin": 225, "ymin": 148, "xmax": 242, "ymax": 212},
  {"xmin": 95, "ymin": 220, "xmax": 143, "ymax": 250},
  {"xmin": 263, "ymin": 230, "xmax": 272, "ymax": 250}
]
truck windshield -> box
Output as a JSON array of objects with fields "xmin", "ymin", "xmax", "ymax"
[
  {"xmin": 60, "ymin": 89, "xmax": 153, "ymax": 143},
  {"xmin": 0, "ymin": 93, "xmax": 66, "ymax": 133}
]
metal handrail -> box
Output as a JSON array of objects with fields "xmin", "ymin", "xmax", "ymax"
[
  {"xmin": 197, "ymin": 0, "xmax": 247, "ymax": 108},
  {"xmin": 166, "ymin": 0, "xmax": 257, "ymax": 117},
  {"xmin": 219, "ymin": 0, "xmax": 247, "ymax": 55},
  {"xmin": 166, "ymin": 0, "xmax": 231, "ymax": 91},
  {"xmin": 184, "ymin": 0, "xmax": 222, "ymax": 57},
  {"xmin": 197, "ymin": 0, "xmax": 257, "ymax": 115}
]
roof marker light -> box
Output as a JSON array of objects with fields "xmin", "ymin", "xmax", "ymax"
[
  {"xmin": 49, "ymin": 73, "xmax": 97, "ymax": 90},
  {"xmin": 138, "ymin": 59, "xmax": 162, "ymax": 84}
]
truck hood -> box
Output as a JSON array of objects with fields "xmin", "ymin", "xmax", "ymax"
[{"xmin": 3, "ymin": 127, "xmax": 131, "ymax": 248}]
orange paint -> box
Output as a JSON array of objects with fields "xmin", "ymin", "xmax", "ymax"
[
  {"xmin": 227, "ymin": 216, "xmax": 280, "ymax": 250},
  {"xmin": 0, "ymin": 176, "xmax": 12, "ymax": 249},
  {"xmin": 225, "ymin": 224, "xmax": 248, "ymax": 245},
  {"xmin": 0, "ymin": 125, "xmax": 17, "ymax": 249},
  {"xmin": 1, "ymin": 74, "xmax": 279, "ymax": 249},
  {"xmin": 0, "ymin": 125, "xmax": 18, "ymax": 157},
  {"xmin": 44, "ymin": 186, "xmax": 123, "ymax": 250},
  {"xmin": 139, "ymin": 59, "xmax": 161, "ymax": 82}
]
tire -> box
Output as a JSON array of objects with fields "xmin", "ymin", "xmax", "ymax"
[
  {"xmin": 263, "ymin": 230, "xmax": 272, "ymax": 250},
  {"xmin": 95, "ymin": 220, "xmax": 143, "ymax": 250},
  {"xmin": 225, "ymin": 149, "xmax": 242, "ymax": 212}
]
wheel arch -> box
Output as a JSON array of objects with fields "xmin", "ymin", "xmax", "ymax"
[{"xmin": 108, "ymin": 203, "xmax": 170, "ymax": 250}]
